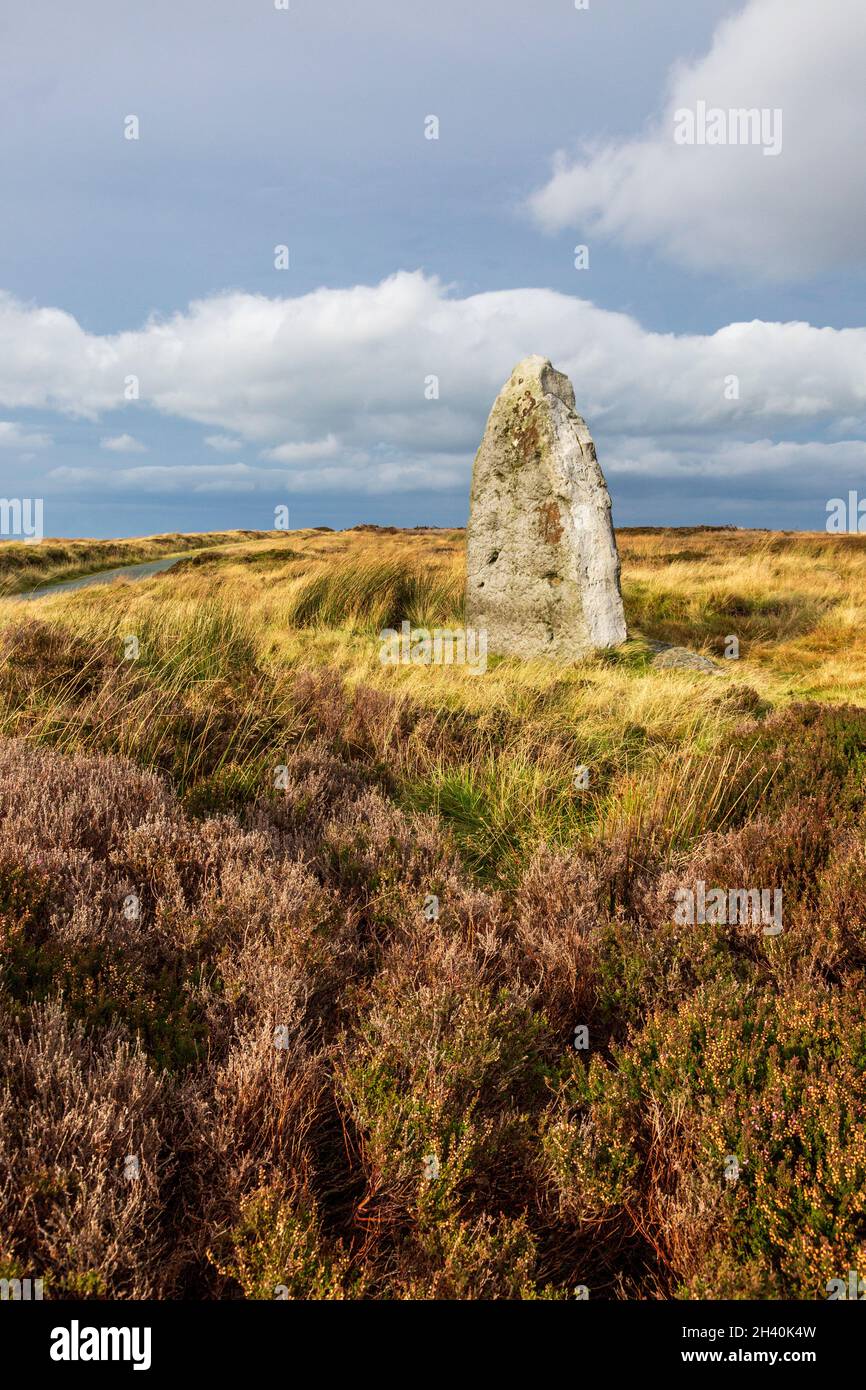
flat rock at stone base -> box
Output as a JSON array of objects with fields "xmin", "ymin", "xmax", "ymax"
[{"xmin": 649, "ymin": 644, "xmax": 723, "ymax": 674}]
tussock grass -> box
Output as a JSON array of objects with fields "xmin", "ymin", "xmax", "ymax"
[
  {"xmin": 286, "ymin": 558, "xmax": 463, "ymax": 632},
  {"xmin": 133, "ymin": 597, "xmax": 259, "ymax": 684},
  {"xmin": 0, "ymin": 586, "xmax": 287, "ymax": 797},
  {"xmin": 591, "ymin": 740, "xmax": 776, "ymax": 861},
  {"xmin": 406, "ymin": 748, "xmax": 590, "ymax": 882}
]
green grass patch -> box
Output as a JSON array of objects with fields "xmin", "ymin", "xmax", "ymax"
[{"xmin": 287, "ymin": 560, "xmax": 463, "ymax": 633}]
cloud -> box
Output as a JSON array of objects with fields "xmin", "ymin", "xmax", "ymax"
[
  {"xmin": 600, "ymin": 435, "xmax": 866, "ymax": 482},
  {"xmin": 4, "ymin": 271, "xmax": 866, "ymax": 509},
  {"xmin": 261, "ymin": 435, "xmax": 340, "ymax": 463},
  {"xmin": 0, "ymin": 420, "xmax": 52, "ymax": 449},
  {"xmin": 204, "ymin": 434, "xmax": 243, "ymax": 453},
  {"xmin": 100, "ymin": 433, "xmax": 147, "ymax": 453},
  {"xmin": 527, "ymin": 0, "xmax": 866, "ymax": 279},
  {"xmin": 50, "ymin": 462, "xmax": 262, "ymax": 494}
]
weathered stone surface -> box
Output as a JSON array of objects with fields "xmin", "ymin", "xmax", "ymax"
[
  {"xmin": 650, "ymin": 645, "xmax": 723, "ymax": 674},
  {"xmin": 465, "ymin": 356, "xmax": 626, "ymax": 661}
]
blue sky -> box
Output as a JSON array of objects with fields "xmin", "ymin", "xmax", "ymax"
[{"xmin": 1, "ymin": 0, "xmax": 865, "ymax": 536}]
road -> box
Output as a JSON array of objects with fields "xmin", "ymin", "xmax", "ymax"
[{"xmin": 16, "ymin": 554, "xmax": 186, "ymax": 602}]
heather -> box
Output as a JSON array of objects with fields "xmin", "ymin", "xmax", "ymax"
[{"xmin": 0, "ymin": 526, "xmax": 864, "ymax": 1299}]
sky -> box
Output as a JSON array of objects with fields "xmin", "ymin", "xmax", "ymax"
[{"xmin": 0, "ymin": 0, "xmax": 865, "ymax": 537}]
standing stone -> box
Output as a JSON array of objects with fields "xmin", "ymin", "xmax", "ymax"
[{"xmin": 465, "ymin": 355, "xmax": 626, "ymax": 661}]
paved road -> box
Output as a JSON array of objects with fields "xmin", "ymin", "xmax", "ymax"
[{"xmin": 16, "ymin": 554, "xmax": 185, "ymax": 602}]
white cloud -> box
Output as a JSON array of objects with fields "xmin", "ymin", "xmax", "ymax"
[
  {"xmin": 204, "ymin": 434, "xmax": 243, "ymax": 452},
  {"xmin": 0, "ymin": 420, "xmax": 52, "ymax": 448},
  {"xmin": 261, "ymin": 434, "xmax": 339, "ymax": 463},
  {"xmin": 527, "ymin": 0, "xmax": 866, "ymax": 278},
  {"xmin": 3, "ymin": 271, "xmax": 866, "ymax": 503},
  {"xmin": 100, "ymin": 433, "xmax": 147, "ymax": 453},
  {"xmin": 601, "ymin": 436, "xmax": 866, "ymax": 481},
  {"xmin": 50, "ymin": 462, "xmax": 260, "ymax": 494}
]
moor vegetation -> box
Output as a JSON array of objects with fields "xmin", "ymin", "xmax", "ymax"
[
  {"xmin": 0, "ymin": 525, "xmax": 864, "ymax": 1299},
  {"xmin": 0, "ymin": 530, "xmax": 275, "ymax": 598}
]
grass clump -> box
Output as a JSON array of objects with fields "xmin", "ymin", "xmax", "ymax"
[{"xmin": 286, "ymin": 559, "xmax": 463, "ymax": 632}]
